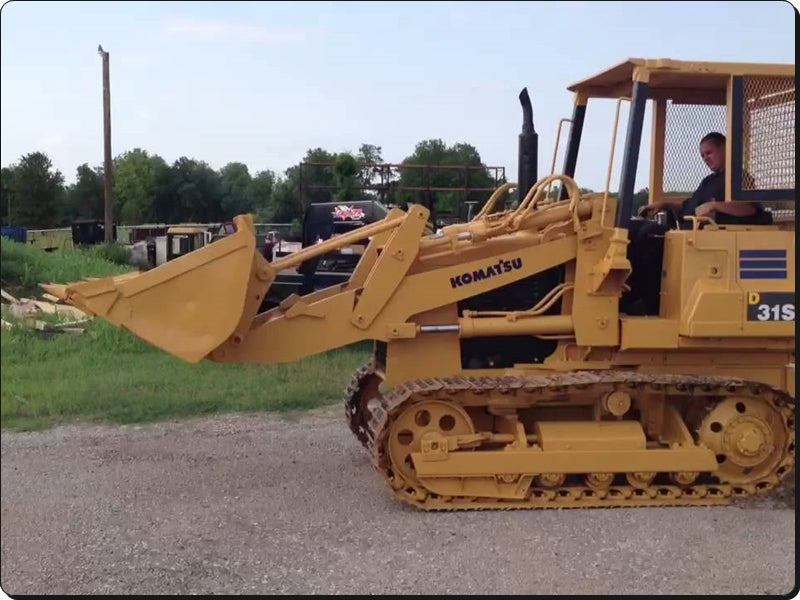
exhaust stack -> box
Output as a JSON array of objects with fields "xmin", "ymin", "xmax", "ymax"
[{"xmin": 517, "ymin": 87, "xmax": 538, "ymax": 202}]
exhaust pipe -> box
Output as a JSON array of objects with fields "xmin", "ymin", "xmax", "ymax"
[{"xmin": 517, "ymin": 88, "xmax": 538, "ymax": 203}]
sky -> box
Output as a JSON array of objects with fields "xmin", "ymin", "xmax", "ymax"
[{"xmin": 1, "ymin": 0, "xmax": 796, "ymax": 193}]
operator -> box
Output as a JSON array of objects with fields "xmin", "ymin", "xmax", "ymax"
[
  {"xmin": 622, "ymin": 132, "xmax": 767, "ymax": 316},
  {"xmin": 638, "ymin": 132, "xmax": 769, "ymax": 227}
]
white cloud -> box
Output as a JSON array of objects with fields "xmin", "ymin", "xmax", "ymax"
[{"xmin": 161, "ymin": 19, "xmax": 311, "ymax": 44}]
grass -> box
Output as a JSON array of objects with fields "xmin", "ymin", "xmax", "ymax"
[
  {"xmin": 86, "ymin": 242, "xmax": 133, "ymax": 266},
  {"xmin": 0, "ymin": 238, "xmax": 372, "ymax": 431},
  {"xmin": 1, "ymin": 237, "xmax": 133, "ymax": 297},
  {"xmin": 1, "ymin": 315, "xmax": 372, "ymax": 432}
]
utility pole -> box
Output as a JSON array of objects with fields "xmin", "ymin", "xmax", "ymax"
[{"xmin": 98, "ymin": 44, "xmax": 113, "ymax": 243}]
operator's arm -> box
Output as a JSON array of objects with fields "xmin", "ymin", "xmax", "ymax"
[
  {"xmin": 695, "ymin": 200, "xmax": 756, "ymax": 217},
  {"xmin": 638, "ymin": 199, "xmax": 687, "ymax": 216}
]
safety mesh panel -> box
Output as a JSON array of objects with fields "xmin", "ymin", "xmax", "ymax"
[
  {"xmin": 663, "ymin": 101, "xmax": 727, "ymax": 194},
  {"xmin": 742, "ymin": 76, "xmax": 795, "ymax": 191}
]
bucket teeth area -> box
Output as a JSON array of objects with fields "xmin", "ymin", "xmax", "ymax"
[{"xmin": 37, "ymin": 215, "xmax": 260, "ymax": 364}]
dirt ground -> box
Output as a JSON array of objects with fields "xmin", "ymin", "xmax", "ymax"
[{"xmin": 1, "ymin": 406, "xmax": 795, "ymax": 595}]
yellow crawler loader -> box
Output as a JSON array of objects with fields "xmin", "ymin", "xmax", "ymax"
[{"xmin": 46, "ymin": 58, "xmax": 795, "ymax": 510}]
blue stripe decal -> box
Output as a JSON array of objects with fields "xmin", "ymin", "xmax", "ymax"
[
  {"xmin": 739, "ymin": 249, "xmax": 787, "ymax": 259},
  {"xmin": 739, "ymin": 260, "xmax": 788, "ymax": 269},
  {"xmin": 740, "ymin": 270, "xmax": 787, "ymax": 279}
]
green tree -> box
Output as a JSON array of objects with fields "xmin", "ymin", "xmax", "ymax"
[
  {"xmin": 219, "ymin": 162, "xmax": 254, "ymax": 218},
  {"xmin": 247, "ymin": 170, "xmax": 276, "ymax": 219},
  {"xmin": 356, "ymin": 143, "xmax": 385, "ymax": 196},
  {"xmin": 149, "ymin": 160, "xmax": 176, "ymax": 224},
  {"xmin": 265, "ymin": 177, "xmax": 303, "ymax": 223},
  {"xmin": 69, "ymin": 163, "xmax": 105, "ymax": 220},
  {"xmin": 1, "ymin": 167, "xmax": 14, "ymax": 225},
  {"xmin": 171, "ymin": 157, "xmax": 224, "ymax": 223},
  {"xmin": 396, "ymin": 140, "xmax": 498, "ymax": 222},
  {"xmin": 257, "ymin": 148, "xmax": 339, "ymax": 224},
  {"xmin": 113, "ymin": 149, "xmax": 169, "ymax": 224},
  {"xmin": 5, "ymin": 152, "xmax": 66, "ymax": 228},
  {"xmin": 299, "ymin": 148, "xmax": 338, "ymax": 206},
  {"xmin": 257, "ymin": 145, "xmax": 390, "ymax": 225},
  {"xmin": 333, "ymin": 153, "xmax": 359, "ymax": 202}
]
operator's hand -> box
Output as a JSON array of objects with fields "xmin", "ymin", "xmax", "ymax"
[
  {"xmin": 695, "ymin": 200, "xmax": 719, "ymax": 218},
  {"xmin": 638, "ymin": 202, "xmax": 664, "ymax": 217}
]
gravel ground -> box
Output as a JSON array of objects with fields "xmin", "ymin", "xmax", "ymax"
[{"xmin": 1, "ymin": 406, "xmax": 796, "ymax": 596}]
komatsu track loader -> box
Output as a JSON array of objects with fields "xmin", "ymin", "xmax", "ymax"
[{"xmin": 46, "ymin": 58, "xmax": 796, "ymax": 510}]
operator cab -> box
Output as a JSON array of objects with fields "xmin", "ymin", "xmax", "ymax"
[{"xmin": 555, "ymin": 58, "xmax": 795, "ymax": 315}]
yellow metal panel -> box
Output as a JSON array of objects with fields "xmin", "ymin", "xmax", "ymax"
[
  {"xmin": 570, "ymin": 228, "xmax": 621, "ymax": 347},
  {"xmin": 660, "ymin": 231, "xmax": 685, "ymax": 320},
  {"xmin": 681, "ymin": 287, "xmax": 746, "ymax": 337},
  {"xmin": 390, "ymin": 236, "xmax": 577, "ymax": 317},
  {"xmin": 660, "ymin": 229, "xmax": 795, "ymax": 340},
  {"xmin": 385, "ymin": 305, "xmax": 462, "ymax": 386},
  {"xmin": 535, "ymin": 421, "xmax": 645, "ymax": 451},
  {"xmin": 620, "ymin": 317, "xmax": 679, "ymax": 349}
]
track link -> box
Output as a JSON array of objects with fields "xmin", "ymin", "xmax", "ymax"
[
  {"xmin": 361, "ymin": 371, "xmax": 795, "ymax": 510},
  {"xmin": 343, "ymin": 363, "xmax": 384, "ymax": 448}
]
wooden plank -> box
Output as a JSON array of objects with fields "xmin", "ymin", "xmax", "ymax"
[
  {"xmin": 59, "ymin": 327, "xmax": 85, "ymax": 335},
  {"xmin": 31, "ymin": 300, "xmax": 87, "ymax": 319},
  {"xmin": 53, "ymin": 318, "xmax": 91, "ymax": 328},
  {"xmin": 1, "ymin": 289, "xmax": 19, "ymax": 303},
  {"xmin": 31, "ymin": 301, "xmax": 57, "ymax": 314}
]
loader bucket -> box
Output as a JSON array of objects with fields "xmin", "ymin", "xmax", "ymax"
[{"xmin": 42, "ymin": 214, "xmax": 263, "ymax": 364}]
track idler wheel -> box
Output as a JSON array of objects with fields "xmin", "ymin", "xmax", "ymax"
[
  {"xmin": 387, "ymin": 400, "xmax": 475, "ymax": 487},
  {"xmin": 698, "ymin": 397, "xmax": 790, "ymax": 485}
]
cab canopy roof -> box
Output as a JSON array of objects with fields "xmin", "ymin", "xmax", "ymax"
[{"xmin": 567, "ymin": 58, "xmax": 795, "ymax": 104}]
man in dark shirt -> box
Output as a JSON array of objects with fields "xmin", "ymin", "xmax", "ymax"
[
  {"xmin": 639, "ymin": 132, "xmax": 766, "ymax": 226},
  {"xmin": 622, "ymin": 133, "xmax": 768, "ymax": 315}
]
